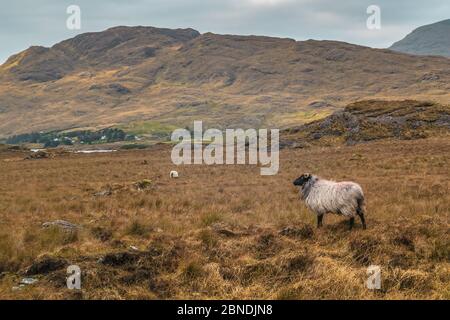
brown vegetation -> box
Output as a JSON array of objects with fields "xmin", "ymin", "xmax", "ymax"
[
  {"xmin": 282, "ymin": 100, "xmax": 450, "ymax": 147},
  {"xmin": 0, "ymin": 136, "xmax": 448, "ymax": 299}
]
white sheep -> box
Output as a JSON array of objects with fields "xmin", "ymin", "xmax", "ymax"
[
  {"xmin": 170, "ymin": 170, "xmax": 179, "ymax": 178},
  {"xmin": 293, "ymin": 173, "xmax": 366, "ymax": 230}
]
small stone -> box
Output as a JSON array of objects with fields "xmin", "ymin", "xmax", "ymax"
[
  {"xmin": 20, "ymin": 277, "xmax": 38, "ymax": 285},
  {"xmin": 42, "ymin": 220, "xmax": 78, "ymax": 230},
  {"xmin": 24, "ymin": 150, "xmax": 54, "ymax": 160},
  {"xmin": 93, "ymin": 189, "xmax": 112, "ymax": 197}
]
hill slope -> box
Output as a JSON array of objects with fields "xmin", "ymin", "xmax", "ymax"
[
  {"xmin": 390, "ymin": 19, "xmax": 450, "ymax": 57},
  {"xmin": 282, "ymin": 100, "xmax": 450, "ymax": 147},
  {"xmin": 1, "ymin": 26, "xmax": 450, "ymax": 138}
]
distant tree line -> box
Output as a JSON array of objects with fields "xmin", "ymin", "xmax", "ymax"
[{"xmin": 6, "ymin": 128, "xmax": 135, "ymax": 147}]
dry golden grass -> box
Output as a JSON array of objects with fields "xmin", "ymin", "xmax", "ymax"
[{"xmin": 0, "ymin": 137, "xmax": 448, "ymax": 299}]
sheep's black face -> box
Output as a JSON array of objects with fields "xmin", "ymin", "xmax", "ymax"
[{"xmin": 293, "ymin": 174, "xmax": 311, "ymax": 186}]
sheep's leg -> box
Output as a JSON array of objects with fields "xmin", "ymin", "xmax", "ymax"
[
  {"xmin": 356, "ymin": 206, "xmax": 367, "ymax": 230},
  {"xmin": 349, "ymin": 217, "xmax": 355, "ymax": 230},
  {"xmin": 356, "ymin": 198, "xmax": 367, "ymax": 230},
  {"xmin": 317, "ymin": 214, "xmax": 324, "ymax": 228},
  {"xmin": 358, "ymin": 211, "xmax": 367, "ymax": 230}
]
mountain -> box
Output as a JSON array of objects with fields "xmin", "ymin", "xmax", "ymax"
[
  {"xmin": 281, "ymin": 100, "xmax": 450, "ymax": 147},
  {"xmin": 1, "ymin": 26, "xmax": 450, "ymax": 138},
  {"xmin": 1, "ymin": 26, "xmax": 200, "ymax": 82},
  {"xmin": 390, "ymin": 19, "xmax": 450, "ymax": 57}
]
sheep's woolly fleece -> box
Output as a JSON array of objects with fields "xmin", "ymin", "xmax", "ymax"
[{"xmin": 301, "ymin": 175, "xmax": 364, "ymax": 217}]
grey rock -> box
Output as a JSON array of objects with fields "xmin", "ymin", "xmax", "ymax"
[
  {"xmin": 93, "ymin": 189, "xmax": 112, "ymax": 197},
  {"xmin": 42, "ymin": 220, "xmax": 78, "ymax": 230},
  {"xmin": 20, "ymin": 277, "xmax": 38, "ymax": 285}
]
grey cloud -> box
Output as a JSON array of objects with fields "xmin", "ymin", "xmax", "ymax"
[{"xmin": 0, "ymin": 0, "xmax": 449, "ymax": 63}]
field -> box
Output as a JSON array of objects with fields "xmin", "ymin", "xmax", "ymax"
[{"xmin": 0, "ymin": 137, "xmax": 449, "ymax": 299}]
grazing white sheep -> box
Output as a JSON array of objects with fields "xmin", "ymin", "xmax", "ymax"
[
  {"xmin": 293, "ymin": 173, "xmax": 366, "ymax": 230},
  {"xmin": 170, "ymin": 170, "xmax": 179, "ymax": 178}
]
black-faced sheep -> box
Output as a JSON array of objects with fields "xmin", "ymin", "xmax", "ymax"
[{"xmin": 293, "ymin": 173, "xmax": 366, "ymax": 230}]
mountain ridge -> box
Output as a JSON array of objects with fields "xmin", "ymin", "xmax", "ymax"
[
  {"xmin": 390, "ymin": 19, "xmax": 450, "ymax": 57},
  {"xmin": 1, "ymin": 25, "xmax": 450, "ymax": 138},
  {"xmin": 1, "ymin": 26, "xmax": 201, "ymax": 82}
]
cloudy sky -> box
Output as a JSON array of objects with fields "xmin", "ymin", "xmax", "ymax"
[{"xmin": 1, "ymin": 0, "xmax": 449, "ymax": 63}]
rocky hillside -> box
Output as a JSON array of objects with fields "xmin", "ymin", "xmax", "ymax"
[
  {"xmin": 390, "ymin": 19, "xmax": 450, "ymax": 57},
  {"xmin": 1, "ymin": 26, "xmax": 200, "ymax": 82},
  {"xmin": 282, "ymin": 100, "xmax": 450, "ymax": 147},
  {"xmin": 1, "ymin": 26, "xmax": 450, "ymax": 138}
]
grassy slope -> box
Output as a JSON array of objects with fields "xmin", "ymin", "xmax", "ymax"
[{"xmin": 0, "ymin": 137, "xmax": 448, "ymax": 299}]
